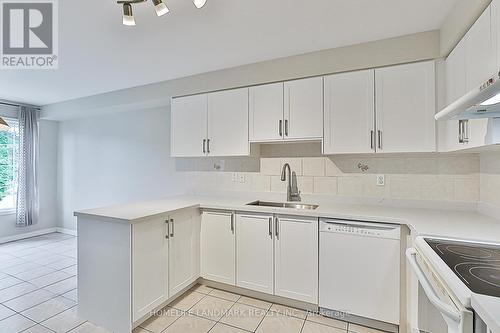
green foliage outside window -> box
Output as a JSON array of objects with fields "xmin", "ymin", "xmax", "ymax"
[{"xmin": 0, "ymin": 124, "xmax": 18, "ymax": 203}]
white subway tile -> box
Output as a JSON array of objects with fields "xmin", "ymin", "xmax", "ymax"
[
  {"xmin": 337, "ymin": 176, "xmax": 363, "ymax": 196},
  {"xmin": 270, "ymin": 176, "xmax": 286, "ymax": 193},
  {"xmin": 296, "ymin": 177, "xmax": 314, "ymax": 194},
  {"xmin": 454, "ymin": 176, "xmax": 479, "ymax": 202},
  {"xmin": 313, "ymin": 177, "xmax": 338, "ymax": 194},
  {"xmin": 325, "ymin": 158, "xmax": 342, "ymax": 176},
  {"xmin": 302, "ymin": 158, "xmax": 325, "ymax": 176},
  {"xmin": 280, "ymin": 158, "xmax": 302, "ymax": 176},
  {"xmin": 260, "ymin": 158, "xmax": 281, "ymax": 175}
]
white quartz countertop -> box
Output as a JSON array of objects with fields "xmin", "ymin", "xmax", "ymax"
[
  {"xmin": 74, "ymin": 194, "xmax": 500, "ymax": 324},
  {"xmin": 74, "ymin": 195, "xmax": 500, "ymax": 242},
  {"xmin": 472, "ymin": 294, "xmax": 500, "ymax": 333}
]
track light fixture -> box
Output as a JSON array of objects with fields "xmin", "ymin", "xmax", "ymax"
[
  {"xmin": 193, "ymin": 0, "xmax": 207, "ymax": 9},
  {"xmin": 117, "ymin": 0, "xmax": 207, "ymax": 26},
  {"xmin": 152, "ymin": 0, "xmax": 169, "ymax": 16},
  {"xmin": 122, "ymin": 3, "xmax": 135, "ymax": 26}
]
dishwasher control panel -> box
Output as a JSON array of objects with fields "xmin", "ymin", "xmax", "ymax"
[{"xmin": 320, "ymin": 220, "xmax": 400, "ymax": 240}]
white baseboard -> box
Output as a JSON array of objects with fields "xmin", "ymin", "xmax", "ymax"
[
  {"xmin": 55, "ymin": 228, "xmax": 77, "ymax": 236},
  {"xmin": 0, "ymin": 227, "xmax": 57, "ymax": 244}
]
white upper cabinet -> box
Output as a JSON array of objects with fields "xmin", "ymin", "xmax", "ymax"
[
  {"xmin": 465, "ymin": 5, "xmax": 496, "ymax": 92},
  {"xmin": 236, "ymin": 214, "xmax": 274, "ymax": 295},
  {"xmin": 323, "ymin": 70, "xmax": 375, "ymax": 154},
  {"xmin": 132, "ymin": 218, "xmax": 169, "ymax": 322},
  {"xmin": 207, "ymin": 88, "xmax": 249, "ymax": 156},
  {"xmin": 274, "ymin": 216, "xmax": 318, "ymax": 304},
  {"xmin": 249, "ymin": 83, "xmax": 284, "ymax": 142},
  {"xmin": 284, "ymin": 77, "xmax": 324, "ymax": 140},
  {"xmin": 375, "ymin": 61, "xmax": 436, "ymax": 153},
  {"xmin": 171, "ymin": 94, "xmax": 207, "ymax": 157},
  {"xmin": 446, "ymin": 39, "xmax": 467, "ymax": 105},
  {"xmin": 201, "ymin": 212, "xmax": 235, "ymax": 285}
]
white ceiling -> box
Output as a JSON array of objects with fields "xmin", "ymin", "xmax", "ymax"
[{"xmin": 0, "ymin": 0, "xmax": 458, "ymax": 106}]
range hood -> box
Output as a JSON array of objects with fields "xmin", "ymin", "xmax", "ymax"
[{"xmin": 435, "ymin": 71, "xmax": 500, "ymax": 121}]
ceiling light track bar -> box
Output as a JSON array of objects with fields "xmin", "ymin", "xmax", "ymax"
[{"xmin": 117, "ymin": 0, "xmax": 206, "ymax": 26}]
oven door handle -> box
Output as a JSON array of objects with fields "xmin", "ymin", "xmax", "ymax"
[{"xmin": 406, "ymin": 248, "xmax": 461, "ymax": 323}]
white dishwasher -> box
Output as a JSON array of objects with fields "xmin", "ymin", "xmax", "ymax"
[{"xmin": 319, "ymin": 219, "xmax": 401, "ymax": 331}]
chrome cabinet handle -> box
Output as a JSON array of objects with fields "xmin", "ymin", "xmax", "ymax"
[
  {"xmin": 284, "ymin": 120, "xmax": 289, "ymax": 136},
  {"xmin": 268, "ymin": 217, "xmax": 273, "ymax": 238},
  {"xmin": 458, "ymin": 121, "xmax": 463, "ymax": 143},
  {"xmin": 202, "ymin": 139, "xmax": 206, "ymax": 154},
  {"xmin": 206, "ymin": 139, "xmax": 211, "ymax": 154},
  {"xmin": 377, "ymin": 130, "xmax": 382, "ymax": 149},
  {"xmin": 230, "ymin": 213, "xmax": 235, "ymax": 234},
  {"xmin": 169, "ymin": 218, "xmax": 174, "ymax": 238},
  {"xmin": 279, "ymin": 120, "xmax": 283, "ymax": 137},
  {"xmin": 370, "ymin": 130, "xmax": 374, "ymax": 150},
  {"xmin": 275, "ymin": 217, "xmax": 279, "ymax": 239},
  {"xmin": 463, "ymin": 120, "xmax": 469, "ymax": 143},
  {"xmin": 165, "ymin": 219, "xmax": 169, "ymax": 239}
]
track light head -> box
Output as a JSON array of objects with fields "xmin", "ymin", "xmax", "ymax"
[
  {"xmin": 152, "ymin": 0, "xmax": 169, "ymax": 16},
  {"xmin": 193, "ymin": 0, "xmax": 207, "ymax": 9},
  {"xmin": 122, "ymin": 3, "xmax": 136, "ymax": 26}
]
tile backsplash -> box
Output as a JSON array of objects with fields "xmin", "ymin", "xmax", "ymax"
[{"xmin": 181, "ymin": 147, "xmax": 480, "ymax": 203}]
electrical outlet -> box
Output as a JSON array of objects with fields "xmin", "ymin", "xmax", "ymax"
[
  {"xmin": 238, "ymin": 173, "xmax": 245, "ymax": 183},
  {"xmin": 232, "ymin": 172, "xmax": 238, "ymax": 182},
  {"xmin": 376, "ymin": 174, "xmax": 385, "ymax": 186}
]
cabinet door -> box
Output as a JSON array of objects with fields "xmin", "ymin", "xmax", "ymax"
[
  {"xmin": 446, "ymin": 39, "xmax": 467, "ymax": 105},
  {"xmin": 249, "ymin": 83, "xmax": 284, "ymax": 142},
  {"xmin": 284, "ymin": 77, "xmax": 324, "ymax": 140},
  {"xmin": 201, "ymin": 212, "xmax": 235, "ymax": 285},
  {"xmin": 207, "ymin": 88, "xmax": 249, "ymax": 156},
  {"xmin": 465, "ymin": 5, "xmax": 496, "ymax": 91},
  {"xmin": 171, "ymin": 95, "xmax": 207, "ymax": 157},
  {"xmin": 323, "ymin": 70, "xmax": 375, "ymax": 154},
  {"xmin": 236, "ymin": 214, "xmax": 274, "ymax": 294},
  {"xmin": 375, "ymin": 61, "xmax": 436, "ymax": 153},
  {"xmin": 274, "ymin": 216, "xmax": 318, "ymax": 304},
  {"xmin": 169, "ymin": 209, "xmax": 200, "ymax": 296},
  {"xmin": 132, "ymin": 218, "xmax": 168, "ymax": 322}
]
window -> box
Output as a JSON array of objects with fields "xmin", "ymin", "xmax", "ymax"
[{"xmin": 0, "ymin": 118, "xmax": 19, "ymax": 212}]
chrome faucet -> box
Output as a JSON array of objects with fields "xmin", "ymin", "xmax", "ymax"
[{"xmin": 281, "ymin": 163, "xmax": 301, "ymax": 202}]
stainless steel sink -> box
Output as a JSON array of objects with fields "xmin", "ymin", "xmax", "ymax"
[{"xmin": 246, "ymin": 201, "xmax": 319, "ymax": 210}]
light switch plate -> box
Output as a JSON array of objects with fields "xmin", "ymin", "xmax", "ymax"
[
  {"xmin": 232, "ymin": 172, "xmax": 238, "ymax": 182},
  {"xmin": 376, "ymin": 174, "xmax": 385, "ymax": 186}
]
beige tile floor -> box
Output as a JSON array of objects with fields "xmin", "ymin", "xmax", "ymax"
[{"xmin": 0, "ymin": 233, "xmax": 387, "ymax": 333}]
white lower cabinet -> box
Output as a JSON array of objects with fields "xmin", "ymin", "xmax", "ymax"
[
  {"xmin": 236, "ymin": 213, "xmax": 274, "ymax": 294},
  {"xmin": 201, "ymin": 211, "xmax": 236, "ymax": 285},
  {"xmin": 274, "ymin": 216, "xmax": 318, "ymax": 304},
  {"xmin": 234, "ymin": 213, "xmax": 318, "ymax": 303},
  {"xmin": 168, "ymin": 209, "xmax": 200, "ymax": 296},
  {"xmin": 132, "ymin": 218, "xmax": 169, "ymax": 322}
]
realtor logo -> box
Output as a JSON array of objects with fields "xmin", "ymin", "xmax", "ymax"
[{"xmin": 1, "ymin": 0, "xmax": 58, "ymax": 69}]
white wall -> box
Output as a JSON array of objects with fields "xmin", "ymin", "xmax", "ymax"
[
  {"xmin": 0, "ymin": 119, "xmax": 59, "ymax": 239},
  {"xmin": 479, "ymin": 151, "xmax": 500, "ymax": 217},
  {"xmin": 57, "ymin": 107, "xmax": 186, "ymax": 231}
]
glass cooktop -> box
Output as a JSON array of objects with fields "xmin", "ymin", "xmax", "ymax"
[{"xmin": 425, "ymin": 238, "xmax": 500, "ymax": 298}]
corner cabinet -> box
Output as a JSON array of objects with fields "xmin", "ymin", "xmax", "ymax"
[
  {"xmin": 132, "ymin": 218, "xmax": 169, "ymax": 322},
  {"xmin": 375, "ymin": 61, "xmax": 436, "ymax": 153},
  {"xmin": 171, "ymin": 88, "xmax": 249, "ymax": 157},
  {"xmin": 168, "ymin": 209, "xmax": 200, "ymax": 296},
  {"xmin": 76, "ymin": 207, "xmax": 201, "ymax": 333}
]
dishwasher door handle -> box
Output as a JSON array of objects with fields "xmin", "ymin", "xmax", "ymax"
[{"xmin": 406, "ymin": 248, "xmax": 461, "ymax": 323}]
